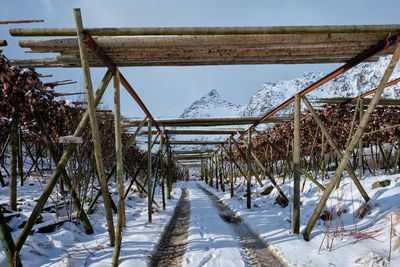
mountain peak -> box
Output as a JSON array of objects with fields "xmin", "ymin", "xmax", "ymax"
[
  {"xmin": 179, "ymin": 89, "xmax": 244, "ymax": 118},
  {"xmin": 206, "ymin": 89, "xmax": 220, "ymax": 98}
]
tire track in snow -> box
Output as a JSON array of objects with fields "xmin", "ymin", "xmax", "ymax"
[
  {"xmin": 149, "ymin": 188, "xmax": 190, "ymax": 267},
  {"xmin": 198, "ymin": 183, "xmax": 284, "ymax": 267}
]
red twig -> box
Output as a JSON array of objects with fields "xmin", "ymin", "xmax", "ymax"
[{"xmin": 389, "ymin": 213, "xmax": 393, "ymax": 262}]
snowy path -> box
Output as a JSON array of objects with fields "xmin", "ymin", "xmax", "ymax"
[
  {"xmin": 184, "ymin": 182, "xmax": 246, "ymax": 267},
  {"xmin": 170, "ymin": 181, "xmax": 283, "ymax": 267}
]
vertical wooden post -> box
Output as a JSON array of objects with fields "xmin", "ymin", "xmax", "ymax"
[
  {"xmin": 215, "ymin": 154, "xmax": 219, "ymax": 190},
  {"xmin": 220, "ymin": 150, "xmax": 225, "ymax": 192},
  {"xmin": 396, "ymin": 129, "xmax": 400, "ymax": 174},
  {"xmin": 166, "ymin": 139, "xmax": 172, "ymax": 199},
  {"xmin": 358, "ymin": 97, "xmax": 364, "ymax": 179},
  {"xmin": 0, "ymin": 206, "xmax": 21, "ymax": 267},
  {"xmin": 18, "ymin": 126, "xmax": 23, "ymax": 187},
  {"xmin": 74, "ymin": 8, "xmax": 115, "ymax": 246},
  {"xmin": 293, "ymin": 93, "xmax": 301, "ymax": 234},
  {"xmin": 200, "ymin": 159, "xmax": 204, "ymax": 181},
  {"xmin": 9, "ymin": 96, "xmax": 18, "ymax": 211},
  {"xmin": 247, "ymin": 129, "xmax": 252, "ymax": 209},
  {"xmin": 112, "ymin": 70, "xmax": 124, "ymax": 266},
  {"xmin": 204, "ymin": 159, "xmax": 208, "ymax": 184},
  {"xmin": 147, "ymin": 119, "xmax": 153, "ymax": 222},
  {"xmin": 303, "ymin": 40, "xmax": 400, "ymax": 241},
  {"xmin": 229, "ymin": 139, "xmax": 234, "ymax": 198},
  {"xmin": 209, "ymin": 157, "xmax": 213, "ymax": 187},
  {"xmin": 160, "ymin": 135, "xmax": 166, "ymax": 210}
]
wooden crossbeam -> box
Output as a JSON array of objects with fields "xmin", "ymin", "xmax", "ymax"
[
  {"xmin": 140, "ymin": 128, "xmax": 246, "ymax": 135},
  {"xmin": 154, "ymin": 140, "xmax": 245, "ymax": 145},
  {"xmin": 123, "ymin": 116, "xmax": 292, "ymax": 127},
  {"xmin": 10, "ymin": 24, "xmax": 400, "ymax": 36},
  {"xmin": 172, "ymin": 149, "xmax": 215, "ymax": 154}
]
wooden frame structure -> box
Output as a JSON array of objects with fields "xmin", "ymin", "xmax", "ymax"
[{"xmin": 3, "ymin": 9, "xmax": 400, "ymax": 265}]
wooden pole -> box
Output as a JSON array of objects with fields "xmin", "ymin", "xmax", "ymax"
[
  {"xmin": 148, "ymin": 119, "xmax": 153, "ymax": 223},
  {"xmin": 11, "ymin": 25, "xmax": 400, "ymax": 37},
  {"xmin": 18, "ymin": 127, "xmax": 23, "ymax": 187},
  {"xmin": 74, "ymin": 8, "xmax": 115, "ymax": 246},
  {"xmin": 204, "ymin": 159, "xmax": 208, "ymax": 184},
  {"xmin": 166, "ymin": 138, "xmax": 172, "ymax": 199},
  {"xmin": 220, "ymin": 150, "xmax": 225, "ymax": 192},
  {"xmin": 229, "ymin": 139, "xmax": 234, "ymax": 198},
  {"xmin": 9, "ymin": 96, "xmax": 18, "ymax": 211},
  {"xmin": 209, "ymin": 157, "xmax": 213, "ymax": 187},
  {"xmin": 0, "ymin": 206, "xmax": 22, "ymax": 267},
  {"xmin": 293, "ymin": 94, "xmax": 301, "ymax": 234},
  {"xmin": 0, "ymin": 19, "xmax": 43, "ymax": 24},
  {"xmin": 160, "ymin": 135, "xmax": 166, "ymax": 210},
  {"xmin": 303, "ymin": 40, "xmax": 400, "ymax": 241},
  {"xmin": 112, "ymin": 69, "xmax": 124, "ymax": 266},
  {"xmin": 215, "ymin": 154, "xmax": 219, "ymax": 190},
  {"xmin": 359, "ymin": 97, "xmax": 364, "ymax": 179},
  {"xmin": 247, "ymin": 129, "xmax": 252, "ymax": 209}
]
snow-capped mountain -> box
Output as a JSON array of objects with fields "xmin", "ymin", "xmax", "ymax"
[
  {"xmin": 242, "ymin": 56, "xmax": 400, "ymax": 116},
  {"xmin": 180, "ymin": 56, "xmax": 400, "ymax": 119},
  {"xmin": 179, "ymin": 89, "xmax": 245, "ymax": 118}
]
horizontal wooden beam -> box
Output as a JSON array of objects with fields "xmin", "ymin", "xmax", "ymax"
[
  {"xmin": 0, "ymin": 40, "xmax": 7, "ymax": 46},
  {"xmin": 174, "ymin": 155, "xmax": 212, "ymax": 160},
  {"xmin": 172, "ymin": 149, "xmax": 215, "ymax": 154},
  {"xmin": 181, "ymin": 164, "xmax": 201, "ymax": 168},
  {"xmin": 10, "ymin": 24, "xmax": 400, "ymax": 36},
  {"xmin": 155, "ymin": 140, "xmax": 245, "ymax": 145},
  {"xmin": 10, "ymin": 55, "xmax": 380, "ymax": 68},
  {"xmin": 123, "ymin": 116, "xmax": 292, "ymax": 127},
  {"xmin": 141, "ymin": 128, "xmax": 245, "ymax": 135},
  {"xmin": 18, "ymin": 36, "xmax": 382, "ymax": 51},
  {"xmin": 313, "ymin": 97, "xmax": 400, "ymax": 106},
  {"xmin": 0, "ymin": 19, "xmax": 43, "ymax": 25}
]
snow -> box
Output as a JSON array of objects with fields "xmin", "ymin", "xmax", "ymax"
[
  {"xmin": 1, "ymin": 164, "xmax": 400, "ymax": 266},
  {"xmin": 179, "ymin": 89, "xmax": 245, "ymax": 118},
  {"xmin": 184, "ymin": 182, "xmax": 245, "ymax": 267},
  {"xmin": 0, "ymin": 175, "xmax": 182, "ymax": 267},
  {"xmin": 200, "ymin": 170, "xmax": 400, "ymax": 266}
]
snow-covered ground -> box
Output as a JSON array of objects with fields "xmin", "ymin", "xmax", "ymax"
[
  {"xmin": 184, "ymin": 182, "xmax": 245, "ymax": 267},
  {"xmin": 202, "ymin": 170, "xmax": 400, "ymax": 266},
  {"xmin": 0, "ymin": 175, "xmax": 182, "ymax": 267},
  {"xmin": 1, "ymin": 166, "xmax": 400, "ymax": 266}
]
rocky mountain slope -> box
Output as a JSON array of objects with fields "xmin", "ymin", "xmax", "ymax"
[
  {"xmin": 179, "ymin": 56, "xmax": 400, "ymax": 119},
  {"xmin": 241, "ymin": 56, "xmax": 400, "ymax": 116}
]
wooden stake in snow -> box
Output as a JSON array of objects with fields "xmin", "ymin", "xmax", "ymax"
[
  {"xmin": 112, "ymin": 69, "xmax": 124, "ymax": 266},
  {"xmin": 74, "ymin": 8, "xmax": 115, "ymax": 246},
  {"xmin": 293, "ymin": 93, "xmax": 301, "ymax": 234},
  {"xmin": 148, "ymin": 118, "xmax": 153, "ymax": 223},
  {"xmin": 0, "ymin": 206, "xmax": 21, "ymax": 266},
  {"xmin": 247, "ymin": 129, "xmax": 252, "ymax": 209},
  {"xmin": 9, "ymin": 95, "xmax": 18, "ymax": 211}
]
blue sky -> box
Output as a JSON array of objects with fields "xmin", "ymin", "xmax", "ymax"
[{"xmin": 2, "ymin": 0, "xmax": 400, "ymax": 119}]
